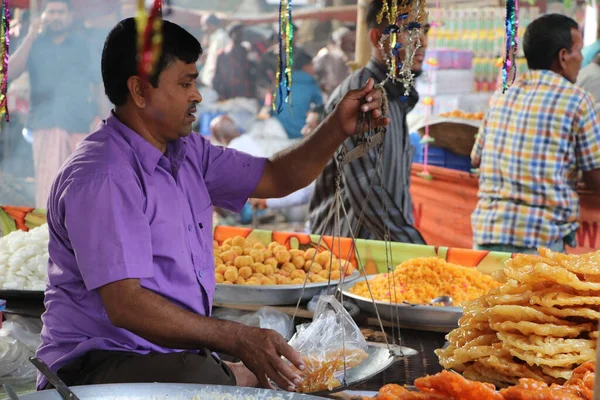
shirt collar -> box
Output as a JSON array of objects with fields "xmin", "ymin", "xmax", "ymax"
[
  {"xmin": 105, "ymin": 112, "xmax": 188, "ymax": 175},
  {"xmin": 520, "ymin": 69, "xmax": 573, "ymax": 88}
]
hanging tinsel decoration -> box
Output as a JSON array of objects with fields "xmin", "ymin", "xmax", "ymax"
[
  {"xmin": 0, "ymin": 0, "xmax": 10, "ymax": 122},
  {"xmin": 136, "ymin": 0, "xmax": 164, "ymax": 81},
  {"xmin": 273, "ymin": 0, "xmax": 294, "ymax": 113},
  {"xmin": 501, "ymin": 0, "xmax": 518, "ymax": 92},
  {"xmin": 376, "ymin": 0, "xmax": 428, "ymax": 98}
]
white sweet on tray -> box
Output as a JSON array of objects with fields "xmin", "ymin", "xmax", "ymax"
[{"xmin": 0, "ymin": 224, "xmax": 49, "ymax": 291}]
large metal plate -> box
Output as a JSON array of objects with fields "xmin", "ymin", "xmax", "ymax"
[
  {"xmin": 17, "ymin": 383, "xmax": 324, "ymax": 400},
  {"xmin": 340, "ymin": 277, "xmax": 463, "ymax": 331},
  {"xmin": 214, "ymin": 272, "xmax": 359, "ymax": 306}
]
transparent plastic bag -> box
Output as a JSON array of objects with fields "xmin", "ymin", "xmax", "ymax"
[
  {"xmin": 0, "ymin": 320, "xmax": 39, "ymax": 385},
  {"xmin": 289, "ymin": 295, "xmax": 368, "ymax": 392},
  {"xmin": 213, "ymin": 306, "xmax": 293, "ymax": 340}
]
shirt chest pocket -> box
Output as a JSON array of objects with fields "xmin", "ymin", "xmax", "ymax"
[{"xmin": 194, "ymin": 203, "xmax": 214, "ymax": 252}]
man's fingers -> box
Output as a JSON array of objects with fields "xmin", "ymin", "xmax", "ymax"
[
  {"xmin": 371, "ymin": 117, "xmax": 391, "ymax": 128},
  {"xmin": 265, "ymin": 362, "xmax": 295, "ymax": 392},
  {"xmin": 255, "ymin": 370, "xmax": 272, "ymax": 390},
  {"xmin": 270, "ymin": 353, "xmax": 303, "ymax": 387},
  {"xmin": 277, "ymin": 340, "xmax": 305, "ymax": 372},
  {"xmin": 361, "ymin": 97, "xmax": 383, "ymax": 113}
]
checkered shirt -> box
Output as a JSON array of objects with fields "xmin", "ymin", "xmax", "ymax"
[{"xmin": 471, "ymin": 70, "xmax": 600, "ymax": 248}]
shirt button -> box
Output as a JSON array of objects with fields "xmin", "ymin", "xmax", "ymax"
[
  {"xmin": 188, "ymin": 224, "xmax": 193, "ymax": 231},
  {"xmin": 198, "ymin": 271, "xmax": 203, "ymax": 279}
]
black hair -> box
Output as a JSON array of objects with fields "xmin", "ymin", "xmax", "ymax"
[
  {"xmin": 43, "ymin": 0, "xmax": 72, "ymax": 10},
  {"xmin": 293, "ymin": 48, "xmax": 313, "ymax": 71},
  {"xmin": 366, "ymin": 0, "xmax": 386, "ymax": 30},
  {"xmin": 523, "ymin": 14, "xmax": 579, "ymax": 70},
  {"xmin": 101, "ymin": 18, "xmax": 202, "ymax": 106}
]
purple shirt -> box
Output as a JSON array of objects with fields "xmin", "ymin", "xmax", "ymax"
[{"xmin": 36, "ymin": 113, "xmax": 266, "ymax": 389}]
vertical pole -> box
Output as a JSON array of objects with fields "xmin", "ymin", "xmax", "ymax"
[{"xmin": 355, "ymin": 0, "xmax": 372, "ymax": 68}]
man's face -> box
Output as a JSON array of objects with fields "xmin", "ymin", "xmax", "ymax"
[
  {"xmin": 372, "ymin": 24, "xmax": 429, "ymax": 73},
  {"xmin": 561, "ymin": 28, "xmax": 584, "ymax": 83},
  {"xmin": 144, "ymin": 60, "xmax": 203, "ymax": 141},
  {"xmin": 42, "ymin": 2, "xmax": 71, "ymax": 33},
  {"xmin": 301, "ymin": 112, "xmax": 321, "ymax": 137}
]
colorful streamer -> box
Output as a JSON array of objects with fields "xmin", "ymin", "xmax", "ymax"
[
  {"xmin": 135, "ymin": 0, "xmax": 164, "ymax": 81},
  {"xmin": 0, "ymin": 0, "xmax": 10, "ymax": 122},
  {"xmin": 377, "ymin": 0, "xmax": 428, "ymax": 97},
  {"xmin": 501, "ymin": 0, "xmax": 519, "ymax": 92},
  {"xmin": 273, "ymin": 0, "xmax": 294, "ymax": 113}
]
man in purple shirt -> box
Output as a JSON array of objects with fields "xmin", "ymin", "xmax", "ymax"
[{"xmin": 36, "ymin": 18, "xmax": 388, "ymax": 392}]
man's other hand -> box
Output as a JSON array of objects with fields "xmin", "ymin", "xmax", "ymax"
[
  {"xmin": 333, "ymin": 77, "xmax": 390, "ymax": 137},
  {"xmin": 233, "ymin": 326, "xmax": 305, "ymax": 391}
]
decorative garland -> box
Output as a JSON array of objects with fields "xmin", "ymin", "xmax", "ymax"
[
  {"xmin": 376, "ymin": 0, "xmax": 428, "ymax": 98},
  {"xmin": 135, "ymin": 0, "xmax": 164, "ymax": 81},
  {"xmin": 0, "ymin": 0, "xmax": 10, "ymax": 122},
  {"xmin": 273, "ymin": 0, "xmax": 294, "ymax": 113},
  {"xmin": 501, "ymin": 0, "xmax": 519, "ymax": 92}
]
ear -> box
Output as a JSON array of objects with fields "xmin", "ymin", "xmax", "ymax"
[
  {"xmin": 557, "ymin": 48, "xmax": 569, "ymax": 71},
  {"xmin": 368, "ymin": 28, "xmax": 382, "ymax": 49},
  {"xmin": 126, "ymin": 76, "xmax": 147, "ymax": 108}
]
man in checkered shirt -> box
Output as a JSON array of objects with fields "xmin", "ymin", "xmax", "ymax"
[{"xmin": 472, "ymin": 14, "xmax": 600, "ymax": 254}]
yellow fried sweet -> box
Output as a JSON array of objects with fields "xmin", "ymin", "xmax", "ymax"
[
  {"xmin": 234, "ymin": 255, "xmax": 253, "ymax": 268},
  {"xmin": 275, "ymin": 249, "xmax": 292, "ymax": 264},
  {"xmin": 231, "ymin": 246, "xmax": 244, "ymax": 256},
  {"xmin": 238, "ymin": 266, "xmax": 252, "ymax": 280},
  {"xmin": 223, "ymin": 267, "xmax": 238, "ymax": 282},
  {"xmin": 264, "ymin": 265, "xmax": 274, "ymax": 276},
  {"xmin": 215, "ymin": 273, "xmax": 225, "ymax": 283},
  {"xmin": 253, "ymin": 242, "xmax": 266, "ymax": 250},
  {"xmin": 249, "ymin": 249, "xmax": 265, "ymax": 263},
  {"xmin": 289, "ymin": 249, "xmax": 304, "ymax": 258},
  {"xmin": 252, "ymin": 263, "xmax": 266, "ymax": 275},
  {"xmin": 220, "ymin": 250, "xmax": 236, "ymax": 263},
  {"xmin": 231, "ymin": 236, "xmax": 246, "ymax": 248},
  {"xmin": 264, "ymin": 257, "xmax": 278, "ymax": 268},
  {"xmin": 290, "ymin": 269, "xmax": 306, "ymax": 280},
  {"xmin": 215, "ymin": 265, "xmax": 227, "ymax": 275},
  {"xmin": 281, "ymin": 262, "xmax": 296, "ymax": 274},
  {"xmin": 243, "ymin": 247, "xmax": 252, "ymax": 256},
  {"xmin": 304, "ymin": 248, "xmax": 317, "ymax": 261},
  {"xmin": 292, "ymin": 255, "xmax": 305, "ymax": 269},
  {"xmin": 235, "ymin": 277, "xmax": 246, "ymax": 285}
]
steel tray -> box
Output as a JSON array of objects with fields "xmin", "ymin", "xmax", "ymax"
[
  {"xmin": 214, "ymin": 272, "xmax": 359, "ymax": 306},
  {"xmin": 340, "ymin": 276, "xmax": 463, "ymax": 332},
  {"xmin": 17, "ymin": 383, "xmax": 324, "ymax": 400}
]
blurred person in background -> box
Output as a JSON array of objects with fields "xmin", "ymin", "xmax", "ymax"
[
  {"xmin": 200, "ymin": 14, "xmax": 230, "ymax": 88},
  {"xmin": 577, "ymin": 51, "xmax": 600, "ymax": 104},
  {"xmin": 8, "ymin": 0, "xmax": 103, "ymax": 208},
  {"xmin": 273, "ymin": 48, "xmax": 322, "ymax": 139},
  {"xmin": 308, "ymin": 0, "xmax": 428, "ymax": 244},
  {"xmin": 213, "ymin": 23, "xmax": 256, "ymax": 101},
  {"xmin": 313, "ymin": 25, "xmax": 356, "ymax": 101},
  {"xmin": 250, "ymin": 104, "xmax": 325, "ymax": 223},
  {"xmin": 472, "ymin": 14, "xmax": 600, "ymax": 254},
  {"xmin": 582, "ymin": 12, "xmax": 600, "ymax": 68}
]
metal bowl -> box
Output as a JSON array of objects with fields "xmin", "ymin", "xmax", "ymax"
[
  {"xmin": 18, "ymin": 383, "xmax": 324, "ymax": 400},
  {"xmin": 214, "ymin": 272, "xmax": 360, "ymax": 306},
  {"xmin": 340, "ymin": 276, "xmax": 463, "ymax": 332}
]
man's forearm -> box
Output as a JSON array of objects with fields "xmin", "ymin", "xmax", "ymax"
[
  {"xmin": 261, "ymin": 114, "xmax": 345, "ymax": 198},
  {"xmin": 102, "ymin": 282, "xmax": 243, "ymax": 355},
  {"xmin": 8, "ymin": 32, "xmax": 35, "ymax": 81}
]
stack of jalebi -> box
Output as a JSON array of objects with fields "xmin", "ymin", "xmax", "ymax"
[
  {"xmin": 435, "ymin": 249, "xmax": 600, "ymax": 387},
  {"xmin": 369, "ymin": 362, "xmax": 594, "ymax": 399}
]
